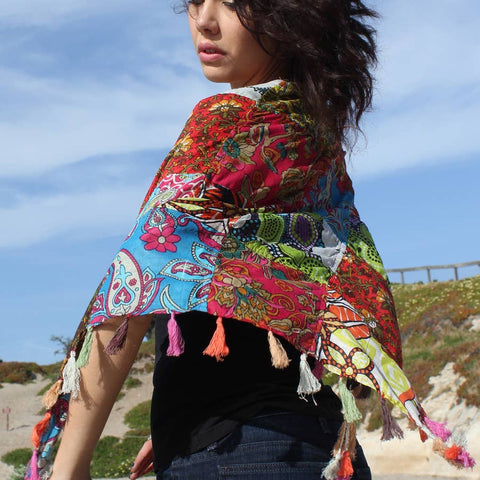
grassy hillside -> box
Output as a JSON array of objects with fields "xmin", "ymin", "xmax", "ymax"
[{"xmin": 393, "ymin": 275, "xmax": 480, "ymax": 405}]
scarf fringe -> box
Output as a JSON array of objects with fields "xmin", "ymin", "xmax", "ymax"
[
  {"xmin": 267, "ymin": 330, "xmax": 290, "ymax": 369},
  {"xmin": 166, "ymin": 312, "xmax": 185, "ymax": 357},
  {"xmin": 424, "ymin": 416, "xmax": 451, "ymax": 442},
  {"xmin": 380, "ymin": 396, "xmax": 404, "ymax": 441},
  {"xmin": 297, "ymin": 353, "xmax": 322, "ymax": 399},
  {"xmin": 60, "ymin": 351, "xmax": 80, "ymax": 398},
  {"xmin": 104, "ymin": 317, "xmax": 129, "ymax": 355},
  {"xmin": 28, "ymin": 449, "xmax": 40, "ymax": 480},
  {"xmin": 322, "ymin": 451, "xmax": 342, "ymax": 480},
  {"xmin": 30, "ymin": 412, "xmax": 51, "ymax": 449},
  {"xmin": 203, "ymin": 316, "xmax": 229, "ymax": 361},
  {"xmin": 76, "ymin": 327, "xmax": 94, "ymax": 368},
  {"xmin": 42, "ymin": 379, "xmax": 62, "ymax": 410},
  {"xmin": 338, "ymin": 379, "xmax": 362, "ymax": 425},
  {"xmin": 337, "ymin": 450, "xmax": 354, "ymax": 479}
]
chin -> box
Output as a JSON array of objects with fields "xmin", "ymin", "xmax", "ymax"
[{"xmin": 201, "ymin": 67, "xmax": 235, "ymax": 85}]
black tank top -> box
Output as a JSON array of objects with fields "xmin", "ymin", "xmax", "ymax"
[{"xmin": 151, "ymin": 311, "xmax": 342, "ymax": 471}]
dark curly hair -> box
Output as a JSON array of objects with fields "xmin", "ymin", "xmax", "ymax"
[{"xmin": 182, "ymin": 0, "xmax": 378, "ymax": 144}]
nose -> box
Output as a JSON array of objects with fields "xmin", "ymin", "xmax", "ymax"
[{"xmin": 192, "ymin": 2, "xmax": 220, "ymax": 35}]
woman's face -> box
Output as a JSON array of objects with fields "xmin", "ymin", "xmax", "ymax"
[{"xmin": 188, "ymin": 0, "xmax": 278, "ymax": 88}]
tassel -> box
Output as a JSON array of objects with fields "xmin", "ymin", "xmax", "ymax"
[
  {"xmin": 432, "ymin": 437, "xmax": 446, "ymax": 456},
  {"xmin": 441, "ymin": 444, "xmax": 475, "ymax": 467},
  {"xmin": 203, "ymin": 317, "xmax": 229, "ymax": 361},
  {"xmin": 104, "ymin": 317, "xmax": 129, "ymax": 355},
  {"xmin": 76, "ymin": 327, "xmax": 94, "ymax": 368},
  {"xmin": 424, "ymin": 416, "xmax": 452, "ymax": 442},
  {"xmin": 338, "ymin": 380, "xmax": 362, "ymax": 425},
  {"xmin": 458, "ymin": 448, "xmax": 476, "ymax": 468},
  {"xmin": 444, "ymin": 444, "xmax": 463, "ymax": 461},
  {"xmin": 31, "ymin": 412, "xmax": 52, "ymax": 449},
  {"xmin": 42, "ymin": 379, "xmax": 62, "ymax": 410},
  {"xmin": 419, "ymin": 428, "xmax": 428, "ymax": 443},
  {"xmin": 60, "ymin": 351, "xmax": 81, "ymax": 398},
  {"xmin": 334, "ymin": 421, "xmax": 357, "ymax": 459},
  {"xmin": 322, "ymin": 452, "xmax": 341, "ymax": 480},
  {"xmin": 267, "ymin": 330, "xmax": 290, "ymax": 369},
  {"xmin": 29, "ymin": 450, "xmax": 40, "ymax": 480},
  {"xmin": 337, "ymin": 450, "xmax": 354, "ymax": 479},
  {"xmin": 167, "ymin": 312, "xmax": 185, "ymax": 357},
  {"xmin": 297, "ymin": 353, "xmax": 322, "ymax": 398},
  {"xmin": 380, "ymin": 396, "xmax": 404, "ymax": 440},
  {"xmin": 312, "ymin": 359, "xmax": 324, "ymax": 381}
]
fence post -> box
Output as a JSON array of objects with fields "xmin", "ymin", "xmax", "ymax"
[{"xmin": 2, "ymin": 406, "xmax": 11, "ymax": 431}]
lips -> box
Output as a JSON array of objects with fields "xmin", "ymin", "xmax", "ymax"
[{"xmin": 198, "ymin": 42, "xmax": 225, "ymax": 63}]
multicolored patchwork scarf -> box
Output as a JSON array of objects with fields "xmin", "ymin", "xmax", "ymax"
[{"xmin": 25, "ymin": 80, "xmax": 475, "ymax": 479}]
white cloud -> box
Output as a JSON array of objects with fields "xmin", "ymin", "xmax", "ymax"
[
  {"xmin": 0, "ymin": 184, "xmax": 144, "ymax": 248},
  {"xmin": 349, "ymin": 0, "xmax": 480, "ymax": 178},
  {"xmin": 0, "ymin": 0, "xmax": 158, "ymax": 26},
  {"xmin": 0, "ymin": 67, "xmax": 218, "ymax": 178}
]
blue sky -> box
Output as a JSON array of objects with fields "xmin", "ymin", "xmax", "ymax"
[{"xmin": 1, "ymin": 0, "xmax": 479, "ymax": 364}]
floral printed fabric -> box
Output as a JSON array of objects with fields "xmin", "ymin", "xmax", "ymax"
[
  {"xmin": 84, "ymin": 80, "xmax": 421, "ymax": 417},
  {"xmin": 26, "ymin": 80, "xmax": 476, "ymax": 480}
]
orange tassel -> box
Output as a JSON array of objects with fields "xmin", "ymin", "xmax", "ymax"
[
  {"xmin": 31, "ymin": 411, "xmax": 51, "ymax": 449},
  {"xmin": 203, "ymin": 317, "xmax": 229, "ymax": 361},
  {"xmin": 419, "ymin": 428, "xmax": 428, "ymax": 443},
  {"xmin": 337, "ymin": 450, "xmax": 354, "ymax": 478},
  {"xmin": 445, "ymin": 444, "xmax": 462, "ymax": 461}
]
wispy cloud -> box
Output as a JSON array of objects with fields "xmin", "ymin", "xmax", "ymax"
[
  {"xmin": 350, "ymin": 0, "xmax": 480, "ymax": 177},
  {"xmin": 1, "ymin": 0, "xmax": 479, "ymax": 249}
]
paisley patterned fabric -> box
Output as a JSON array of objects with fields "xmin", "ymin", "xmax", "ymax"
[{"xmin": 25, "ymin": 80, "xmax": 475, "ymax": 479}]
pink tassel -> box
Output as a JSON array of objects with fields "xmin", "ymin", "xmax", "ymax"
[
  {"xmin": 104, "ymin": 317, "xmax": 129, "ymax": 354},
  {"xmin": 458, "ymin": 448, "xmax": 476, "ymax": 468},
  {"xmin": 380, "ymin": 396, "xmax": 404, "ymax": 441},
  {"xmin": 424, "ymin": 416, "xmax": 452, "ymax": 442},
  {"xmin": 167, "ymin": 312, "xmax": 185, "ymax": 357},
  {"xmin": 29, "ymin": 450, "xmax": 40, "ymax": 480}
]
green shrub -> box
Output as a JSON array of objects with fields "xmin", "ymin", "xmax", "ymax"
[
  {"xmin": 124, "ymin": 376, "xmax": 142, "ymax": 390},
  {"xmin": 91, "ymin": 435, "xmax": 149, "ymax": 478},
  {"xmin": 124, "ymin": 401, "xmax": 150, "ymax": 435},
  {"xmin": 1, "ymin": 448, "xmax": 32, "ymax": 468},
  {"xmin": 0, "ymin": 362, "xmax": 45, "ymax": 384}
]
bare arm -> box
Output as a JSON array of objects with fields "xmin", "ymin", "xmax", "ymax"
[{"xmin": 50, "ymin": 315, "xmax": 152, "ymax": 480}]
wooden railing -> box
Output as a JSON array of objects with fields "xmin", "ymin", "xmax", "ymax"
[{"xmin": 386, "ymin": 260, "xmax": 480, "ymax": 284}]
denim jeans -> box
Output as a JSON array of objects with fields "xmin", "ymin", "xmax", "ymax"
[{"xmin": 157, "ymin": 412, "xmax": 371, "ymax": 479}]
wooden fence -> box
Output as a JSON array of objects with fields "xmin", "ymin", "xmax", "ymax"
[{"xmin": 386, "ymin": 260, "xmax": 480, "ymax": 284}]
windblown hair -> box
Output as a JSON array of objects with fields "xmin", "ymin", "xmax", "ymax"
[
  {"xmin": 183, "ymin": 0, "xmax": 378, "ymax": 144},
  {"xmin": 235, "ymin": 0, "xmax": 378, "ymax": 144}
]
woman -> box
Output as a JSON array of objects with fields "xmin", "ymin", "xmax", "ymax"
[{"xmin": 27, "ymin": 1, "xmax": 474, "ymax": 480}]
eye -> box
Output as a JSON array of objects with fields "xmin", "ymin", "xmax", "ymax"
[{"xmin": 222, "ymin": 1, "xmax": 236, "ymax": 9}]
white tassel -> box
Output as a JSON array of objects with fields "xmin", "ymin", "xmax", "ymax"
[
  {"xmin": 60, "ymin": 351, "xmax": 81, "ymax": 399},
  {"xmin": 297, "ymin": 353, "xmax": 322, "ymax": 399},
  {"xmin": 322, "ymin": 451, "xmax": 341, "ymax": 480}
]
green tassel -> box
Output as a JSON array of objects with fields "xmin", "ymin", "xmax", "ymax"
[
  {"xmin": 338, "ymin": 379, "xmax": 362, "ymax": 424},
  {"xmin": 76, "ymin": 327, "xmax": 94, "ymax": 369}
]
